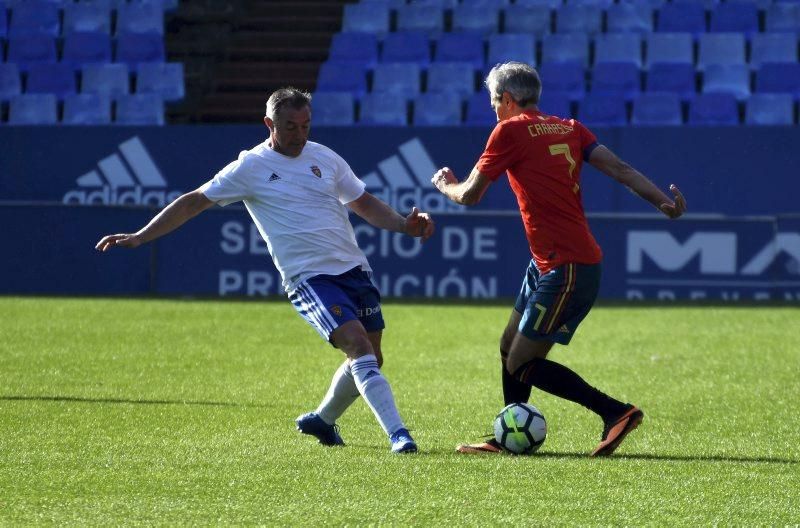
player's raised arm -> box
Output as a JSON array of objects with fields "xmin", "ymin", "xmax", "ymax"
[
  {"xmin": 588, "ymin": 145, "xmax": 686, "ymax": 219},
  {"xmin": 431, "ymin": 166, "xmax": 493, "ymax": 206},
  {"xmin": 95, "ymin": 188, "xmax": 215, "ymax": 252},
  {"xmin": 346, "ymin": 191, "xmax": 435, "ymax": 241}
]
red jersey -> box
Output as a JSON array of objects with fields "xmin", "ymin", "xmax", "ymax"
[{"xmin": 476, "ymin": 109, "xmax": 602, "ymax": 274}]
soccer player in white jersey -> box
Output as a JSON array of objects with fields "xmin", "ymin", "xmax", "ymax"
[{"xmin": 96, "ymin": 88, "xmax": 434, "ymax": 454}]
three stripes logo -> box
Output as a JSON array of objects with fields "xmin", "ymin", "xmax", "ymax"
[
  {"xmin": 361, "ymin": 137, "xmax": 464, "ymax": 213},
  {"xmin": 62, "ymin": 136, "xmax": 182, "ymax": 206}
]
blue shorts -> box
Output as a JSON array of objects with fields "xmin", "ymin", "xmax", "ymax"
[
  {"xmin": 514, "ymin": 260, "xmax": 601, "ymax": 345},
  {"xmin": 288, "ymin": 266, "xmax": 385, "ymax": 343}
]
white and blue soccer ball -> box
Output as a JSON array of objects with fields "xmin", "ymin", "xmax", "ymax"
[{"xmin": 493, "ymin": 402, "xmax": 547, "ymax": 454}]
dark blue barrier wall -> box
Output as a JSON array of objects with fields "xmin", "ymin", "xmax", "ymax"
[
  {"xmin": 1, "ymin": 126, "xmax": 799, "ymax": 215},
  {"xmin": 2, "ymin": 204, "xmax": 798, "ymax": 301}
]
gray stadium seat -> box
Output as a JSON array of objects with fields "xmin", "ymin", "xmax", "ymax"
[
  {"xmin": 413, "ymin": 92, "xmax": 462, "ymax": 125},
  {"xmin": 746, "ymin": 93, "xmax": 795, "ymax": 125},
  {"xmin": 8, "ymin": 93, "xmax": 58, "ymax": 124},
  {"xmin": 62, "ymin": 93, "xmax": 112, "ymax": 125},
  {"xmin": 115, "ymin": 93, "xmax": 164, "ymax": 125}
]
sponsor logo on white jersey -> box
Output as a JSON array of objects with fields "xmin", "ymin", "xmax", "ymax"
[
  {"xmin": 360, "ymin": 137, "xmax": 464, "ymax": 213},
  {"xmin": 62, "ymin": 137, "xmax": 182, "ymax": 206}
]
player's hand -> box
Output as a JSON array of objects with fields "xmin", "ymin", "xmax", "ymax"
[
  {"xmin": 404, "ymin": 207, "xmax": 435, "ymax": 242},
  {"xmin": 95, "ymin": 233, "xmax": 142, "ymax": 252},
  {"xmin": 431, "ymin": 167, "xmax": 458, "ymax": 192},
  {"xmin": 659, "ymin": 184, "xmax": 687, "ymax": 219}
]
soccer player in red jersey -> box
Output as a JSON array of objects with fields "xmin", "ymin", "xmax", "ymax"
[{"xmin": 432, "ymin": 62, "xmax": 686, "ymax": 456}]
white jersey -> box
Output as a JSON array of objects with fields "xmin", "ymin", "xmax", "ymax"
[{"xmin": 200, "ymin": 140, "xmax": 370, "ymax": 292}]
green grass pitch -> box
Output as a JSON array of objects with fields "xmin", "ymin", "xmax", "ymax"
[{"xmin": 1, "ymin": 297, "xmax": 798, "ymax": 525}]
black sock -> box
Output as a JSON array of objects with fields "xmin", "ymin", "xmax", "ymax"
[
  {"xmin": 514, "ymin": 358, "xmax": 627, "ymax": 421},
  {"xmin": 501, "ymin": 349, "xmax": 531, "ymax": 405}
]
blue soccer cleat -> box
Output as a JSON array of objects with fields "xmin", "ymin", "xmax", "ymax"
[
  {"xmin": 389, "ymin": 428, "xmax": 418, "ymax": 454},
  {"xmin": 295, "ymin": 412, "xmax": 344, "ymax": 446}
]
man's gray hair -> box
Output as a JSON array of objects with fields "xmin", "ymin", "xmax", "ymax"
[
  {"xmin": 484, "ymin": 62, "xmax": 542, "ymax": 106},
  {"xmin": 266, "ymin": 87, "xmax": 312, "ymax": 119}
]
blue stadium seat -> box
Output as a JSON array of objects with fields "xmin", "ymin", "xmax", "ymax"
[
  {"xmin": 25, "ymin": 63, "xmax": 76, "ymax": 98},
  {"xmin": 342, "ymin": 4, "xmax": 390, "ymax": 37},
  {"xmin": 645, "ymin": 33, "xmax": 694, "ymax": 68},
  {"xmin": 6, "ymin": 35, "xmax": 57, "ymax": 71},
  {"xmin": 116, "ymin": 4, "xmax": 164, "ymax": 35},
  {"xmin": 569, "ymin": 0, "xmax": 614, "ymax": 7},
  {"xmin": 538, "ymin": 91, "xmax": 571, "ymax": 118},
  {"xmin": 426, "ymin": 62, "xmax": 475, "ymax": 99},
  {"xmin": 381, "ymin": 31, "xmax": 430, "ymax": 66},
  {"xmin": 62, "ymin": 93, "xmax": 111, "ymax": 124},
  {"xmin": 710, "ymin": 3, "xmax": 758, "ymax": 36},
  {"xmin": 328, "ymin": 32, "xmax": 378, "ymax": 68},
  {"xmin": 0, "ymin": 64, "xmax": 22, "ymax": 100},
  {"xmin": 555, "ymin": 5, "xmax": 603, "ymax": 35},
  {"xmin": 656, "ymin": 2, "xmax": 707, "ymax": 35},
  {"xmin": 697, "ymin": 33, "xmax": 746, "ymax": 71},
  {"xmin": 541, "ymin": 33, "xmax": 590, "ymax": 67},
  {"xmin": 465, "ymin": 92, "xmax": 496, "ymax": 125},
  {"xmin": 578, "ymin": 93, "xmax": 628, "ymax": 125},
  {"xmin": 81, "ymin": 63, "xmax": 129, "ymax": 98},
  {"xmin": 372, "ymin": 63, "xmax": 421, "ymax": 99},
  {"xmin": 746, "ymin": 93, "xmax": 795, "ymax": 125},
  {"xmin": 606, "ymin": 3, "xmax": 653, "ymax": 33},
  {"xmin": 435, "ymin": 33, "xmax": 485, "ymax": 69},
  {"xmin": 452, "ymin": 5, "xmax": 500, "ymax": 35},
  {"xmin": 63, "ymin": 4, "xmax": 111, "ymax": 35},
  {"xmin": 487, "ymin": 34, "xmax": 536, "ymax": 67},
  {"xmin": 503, "ymin": 6, "xmax": 551, "ymax": 36},
  {"xmin": 136, "ymin": 62, "xmax": 184, "ymax": 101},
  {"xmin": 515, "ymin": 0, "xmax": 561, "ymax": 7},
  {"xmin": 310, "ymin": 92, "xmax": 355, "ymax": 125},
  {"xmin": 632, "ymin": 93, "xmax": 682, "ymax": 125},
  {"xmin": 756, "ymin": 63, "xmax": 800, "ymax": 98},
  {"xmin": 750, "ymin": 34, "xmax": 798, "ymax": 70},
  {"xmin": 8, "ymin": 2, "xmax": 59, "ymax": 36},
  {"xmin": 116, "ymin": 33, "xmax": 166, "ymax": 69},
  {"xmin": 765, "ymin": 4, "xmax": 800, "ymax": 34},
  {"xmin": 396, "ymin": 5, "xmax": 444, "ymax": 37},
  {"xmin": 540, "ymin": 62, "xmax": 585, "ymax": 100},
  {"xmin": 593, "ymin": 33, "xmax": 643, "ymax": 68},
  {"xmin": 62, "ymin": 32, "xmax": 112, "ymax": 71},
  {"xmin": 689, "ymin": 93, "xmax": 739, "ymax": 125},
  {"xmin": 316, "ymin": 62, "xmax": 367, "ymax": 97},
  {"xmin": 647, "ymin": 63, "xmax": 696, "ymax": 100},
  {"xmin": 591, "ymin": 62, "xmax": 641, "ymax": 101},
  {"xmin": 464, "ymin": 0, "xmax": 509, "ymax": 6},
  {"xmin": 703, "ymin": 64, "xmax": 751, "ymax": 100},
  {"xmin": 359, "ymin": 93, "xmax": 407, "ymax": 125},
  {"xmin": 8, "ymin": 93, "xmax": 57, "ymax": 124},
  {"xmin": 413, "ymin": 92, "xmax": 462, "ymax": 125},
  {"xmin": 115, "ymin": 93, "xmax": 164, "ymax": 125},
  {"xmin": 405, "ymin": 0, "xmax": 457, "ymax": 7},
  {"xmin": 0, "ymin": 3, "xmax": 8, "ymax": 40}
]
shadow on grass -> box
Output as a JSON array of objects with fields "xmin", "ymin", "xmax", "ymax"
[
  {"xmin": 536, "ymin": 451, "xmax": 798, "ymax": 465},
  {"xmin": 0, "ymin": 394, "xmax": 271, "ymax": 408}
]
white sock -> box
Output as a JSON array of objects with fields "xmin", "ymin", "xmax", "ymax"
[
  {"xmin": 350, "ymin": 354, "xmax": 405, "ymax": 436},
  {"xmin": 315, "ymin": 361, "xmax": 360, "ymax": 425}
]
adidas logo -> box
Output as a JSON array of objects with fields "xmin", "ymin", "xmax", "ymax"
[
  {"xmin": 62, "ymin": 136, "xmax": 182, "ymax": 206},
  {"xmin": 269, "ymin": 173, "xmax": 281, "ymax": 182},
  {"xmin": 363, "ymin": 370, "xmax": 380, "ymax": 380},
  {"xmin": 360, "ymin": 137, "xmax": 463, "ymax": 213}
]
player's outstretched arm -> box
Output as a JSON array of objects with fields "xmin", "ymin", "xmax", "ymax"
[
  {"xmin": 431, "ymin": 166, "xmax": 492, "ymax": 206},
  {"xmin": 588, "ymin": 145, "xmax": 687, "ymax": 219},
  {"xmin": 95, "ymin": 189, "xmax": 215, "ymax": 252},
  {"xmin": 347, "ymin": 191, "xmax": 434, "ymax": 242}
]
